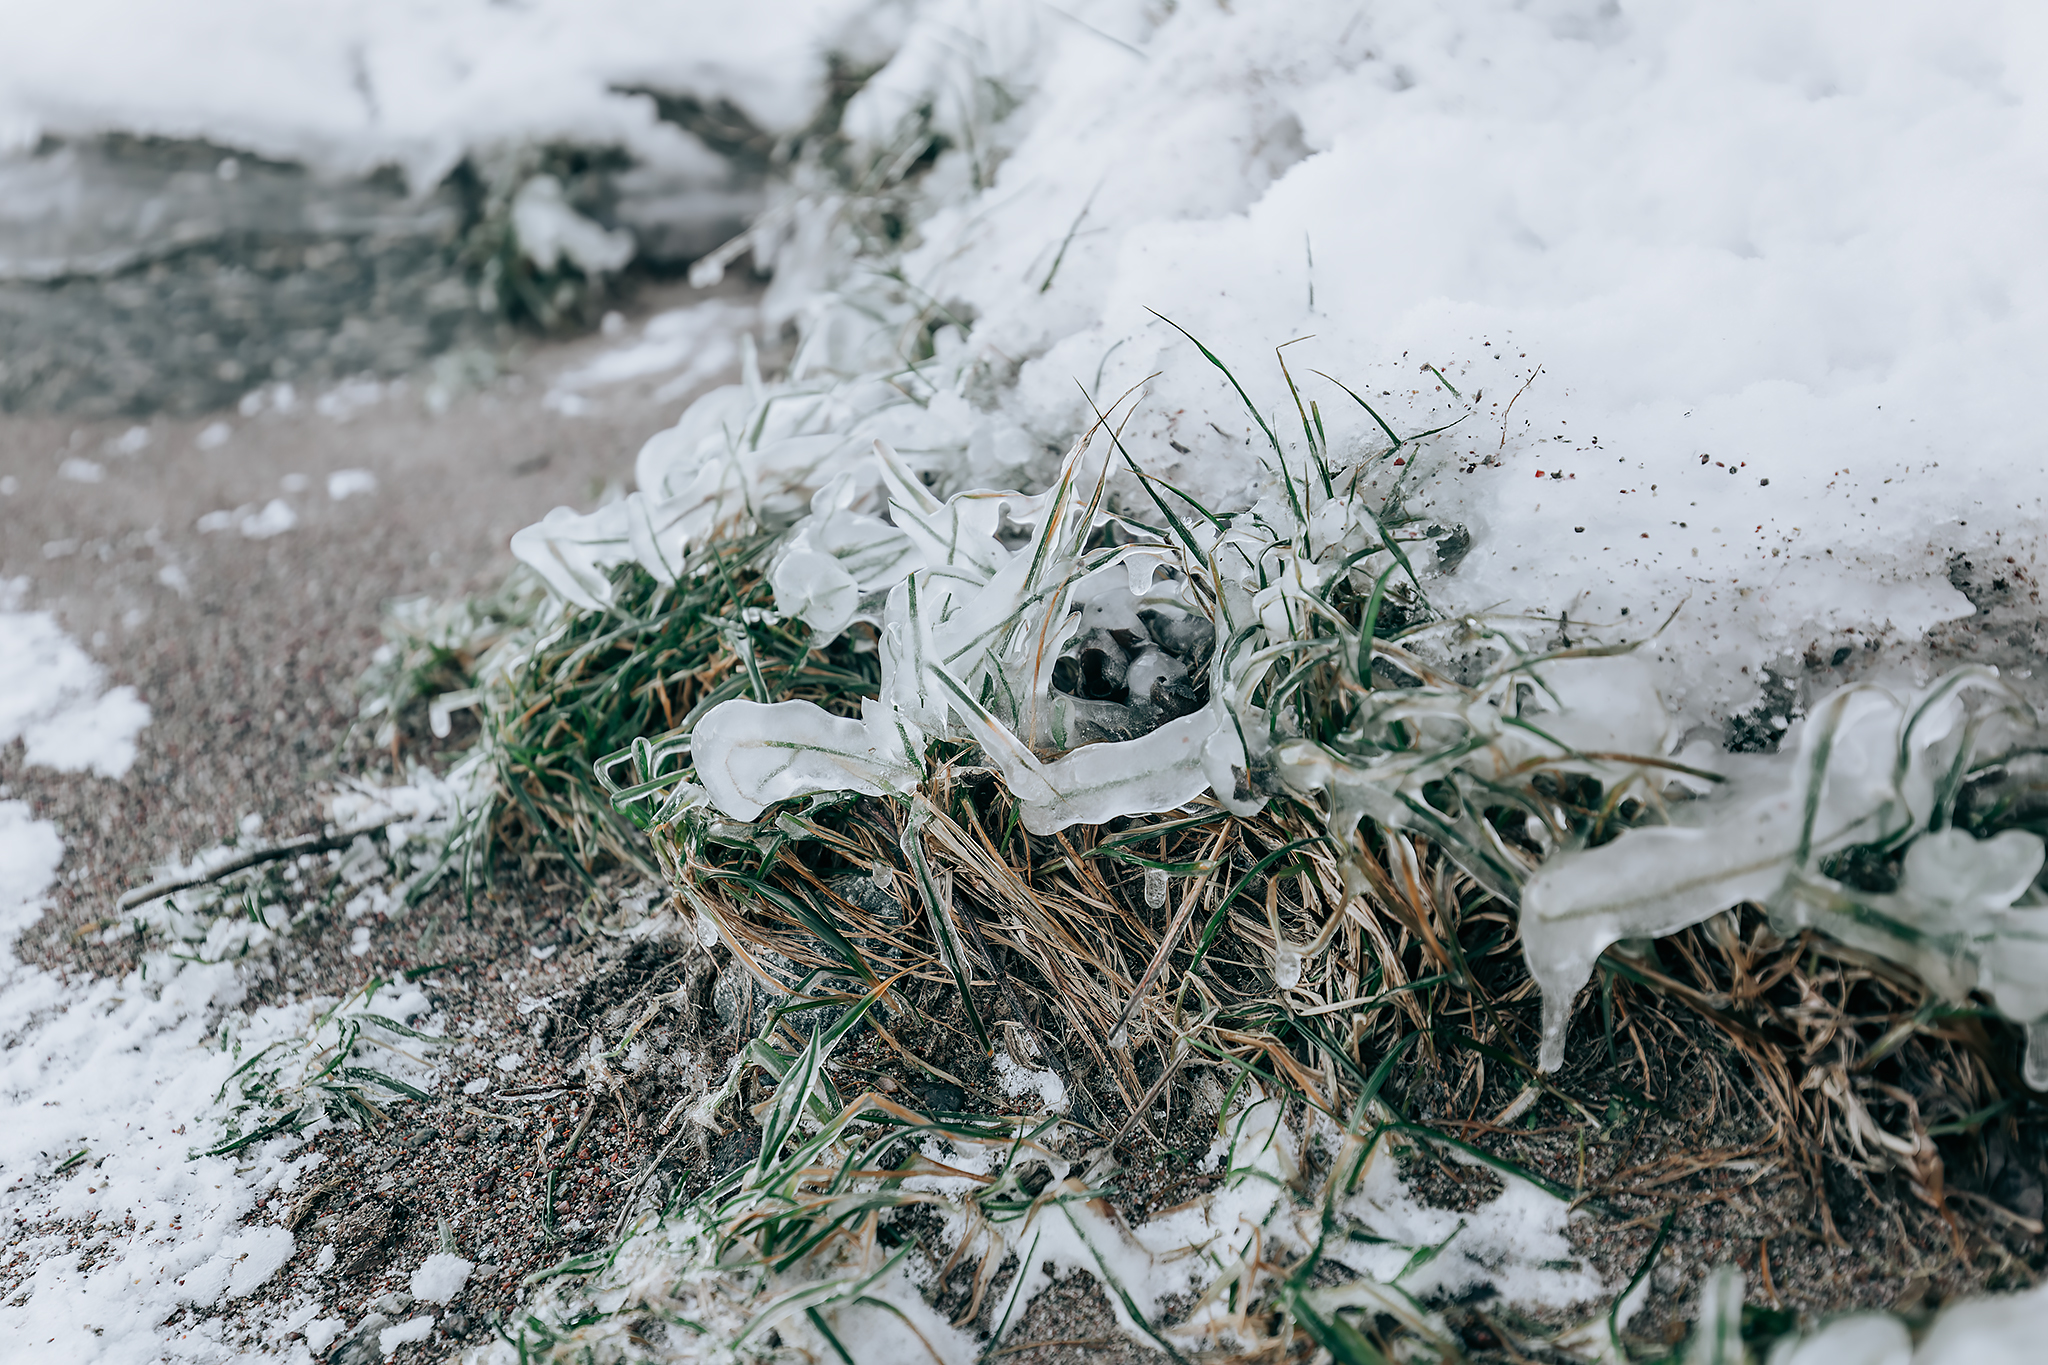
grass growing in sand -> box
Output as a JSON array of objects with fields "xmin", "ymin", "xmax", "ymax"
[{"xmin": 350, "ymin": 340, "xmax": 2048, "ymax": 1361}]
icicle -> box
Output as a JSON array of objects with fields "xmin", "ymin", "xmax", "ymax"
[{"xmin": 1143, "ymin": 866, "xmax": 1168, "ymax": 910}]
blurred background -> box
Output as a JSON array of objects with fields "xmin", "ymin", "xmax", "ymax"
[{"xmin": 0, "ymin": 0, "xmax": 885, "ymax": 415}]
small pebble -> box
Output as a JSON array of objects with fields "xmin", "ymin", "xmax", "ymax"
[
  {"xmin": 404, "ymin": 1128, "xmax": 440, "ymax": 1149},
  {"xmin": 454, "ymin": 1125, "xmax": 477, "ymax": 1144}
]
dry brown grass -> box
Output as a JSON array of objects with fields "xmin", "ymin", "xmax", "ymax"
[{"xmin": 650, "ymin": 759, "xmax": 2047, "ymax": 1354}]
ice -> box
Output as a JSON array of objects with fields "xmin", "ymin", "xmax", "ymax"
[
  {"xmin": 690, "ymin": 697, "xmax": 923, "ymax": 822},
  {"xmin": 1142, "ymin": 866, "xmax": 1167, "ymax": 910},
  {"xmin": 1522, "ymin": 671, "xmax": 2048, "ymax": 1072}
]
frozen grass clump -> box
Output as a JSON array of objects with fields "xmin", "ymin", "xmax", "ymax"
[{"xmin": 1523, "ymin": 668, "xmax": 2048, "ymax": 1078}]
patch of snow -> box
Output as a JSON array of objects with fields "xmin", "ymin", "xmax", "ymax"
[
  {"xmin": 327, "ymin": 468, "xmax": 378, "ymax": 500},
  {"xmin": 0, "ymin": 799, "xmax": 297, "ymax": 1360},
  {"xmin": 546, "ymin": 298, "xmax": 751, "ymax": 409},
  {"xmin": 0, "ymin": 749, "xmax": 461, "ymax": 1360},
  {"xmin": 59, "ymin": 456, "xmax": 103, "ymax": 482},
  {"xmin": 495, "ymin": 1052, "xmax": 525, "ymax": 1073},
  {"xmin": 195, "ymin": 421, "xmax": 232, "ymax": 450},
  {"xmin": 302, "ymin": 1316, "xmax": 344, "ymax": 1354},
  {"xmin": 313, "ymin": 378, "xmax": 385, "ymax": 422},
  {"xmin": 0, "ymin": 0, "xmax": 883, "ymax": 191},
  {"xmin": 409, "ymin": 1253, "xmax": 473, "ymax": 1305},
  {"xmin": 990, "ymin": 1047, "xmax": 1067, "ymax": 1114},
  {"xmin": 238, "ymin": 499, "xmax": 297, "ymax": 539},
  {"xmin": 0, "ymin": 602, "xmax": 149, "ymax": 776},
  {"xmin": 512, "ymin": 173, "xmax": 633, "ymax": 275},
  {"xmin": 377, "ymin": 1314, "xmax": 434, "ymax": 1354}
]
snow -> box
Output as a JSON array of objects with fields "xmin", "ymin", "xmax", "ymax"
[
  {"xmin": 1910, "ymin": 1280, "xmax": 2048, "ymax": 1363},
  {"xmin": 0, "ymin": 591, "xmax": 150, "ymax": 777},
  {"xmin": 14, "ymin": 0, "xmax": 2048, "ymax": 1352},
  {"xmin": 408, "ymin": 1252, "xmax": 473, "ymax": 1305},
  {"xmin": 0, "ymin": 0, "xmax": 891, "ymax": 190},
  {"xmin": 698, "ymin": 0, "xmax": 2044, "ymax": 725},
  {"xmin": 377, "ymin": 1314, "xmax": 434, "ymax": 1353},
  {"xmin": 326, "ymin": 469, "xmax": 377, "ymax": 501},
  {"xmin": 511, "ymin": 173, "xmax": 634, "ymax": 275},
  {"xmin": 0, "ymin": 612, "xmax": 466, "ymax": 1363},
  {"xmin": 302, "ymin": 1317, "xmax": 344, "ymax": 1355},
  {"xmin": 544, "ymin": 298, "xmax": 752, "ymax": 413},
  {"xmin": 990, "ymin": 1047, "xmax": 1067, "ymax": 1115},
  {"xmin": 238, "ymin": 499, "xmax": 299, "ymax": 540}
]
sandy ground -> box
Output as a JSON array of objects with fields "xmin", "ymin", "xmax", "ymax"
[
  {"xmin": 0, "ymin": 279, "xmax": 747, "ymax": 950},
  {"xmin": 0, "ymin": 278, "xmax": 1163, "ymax": 1362}
]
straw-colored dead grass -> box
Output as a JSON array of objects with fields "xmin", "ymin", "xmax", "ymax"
[{"xmin": 646, "ymin": 746, "xmax": 2047, "ymax": 1355}]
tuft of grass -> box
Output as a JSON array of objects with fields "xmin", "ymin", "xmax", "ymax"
[
  {"xmin": 452, "ymin": 538, "xmax": 881, "ymax": 895},
  {"xmin": 377, "ymin": 333, "xmax": 2048, "ymax": 1358}
]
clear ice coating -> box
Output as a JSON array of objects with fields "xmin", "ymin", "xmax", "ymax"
[
  {"xmin": 1143, "ymin": 866, "xmax": 1168, "ymax": 911},
  {"xmin": 1522, "ymin": 669, "xmax": 2048, "ymax": 1073}
]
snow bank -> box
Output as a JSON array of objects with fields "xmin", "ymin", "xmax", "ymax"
[
  {"xmin": 520, "ymin": 0, "xmax": 2048, "ymax": 726},
  {"xmin": 0, "ymin": 0, "xmax": 891, "ymax": 189},
  {"xmin": 856, "ymin": 0, "xmax": 2048, "ymax": 719}
]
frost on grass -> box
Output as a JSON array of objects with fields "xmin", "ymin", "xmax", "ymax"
[{"xmin": 598, "ymin": 379, "xmax": 2048, "ymax": 1077}]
